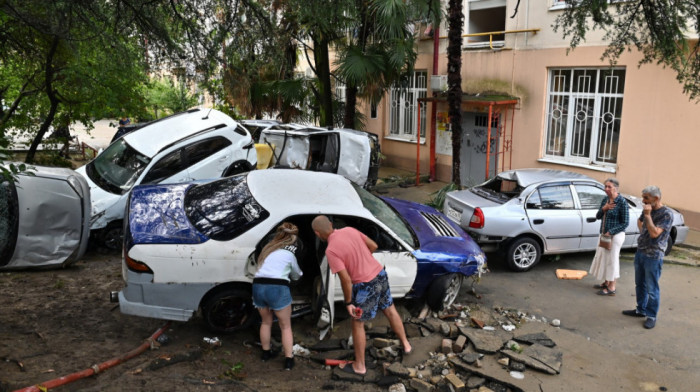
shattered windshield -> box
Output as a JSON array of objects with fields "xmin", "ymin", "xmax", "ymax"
[
  {"xmin": 184, "ymin": 175, "xmax": 269, "ymax": 241},
  {"xmin": 473, "ymin": 176, "xmax": 524, "ymax": 202},
  {"xmin": 85, "ymin": 139, "xmax": 151, "ymax": 195},
  {"xmin": 352, "ymin": 183, "xmax": 415, "ymax": 247}
]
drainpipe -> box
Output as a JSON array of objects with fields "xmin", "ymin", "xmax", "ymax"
[{"xmin": 429, "ymin": 26, "xmax": 440, "ymax": 181}]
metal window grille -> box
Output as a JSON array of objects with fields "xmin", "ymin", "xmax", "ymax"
[
  {"xmin": 544, "ymin": 68, "xmax": 625, "ymax": 165},
  {"xmin": 389, "ymin": 71, "xmax": 427, "ymax": 139}
]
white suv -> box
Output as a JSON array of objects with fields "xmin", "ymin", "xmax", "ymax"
[{"xmin": 76, "ymin": 108, "xmax": 256, "ymax": 249}]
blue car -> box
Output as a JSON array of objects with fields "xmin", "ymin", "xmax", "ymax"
[{"xmin": 114, "ymin": 169, "xmax": 486, "ymax": 334}]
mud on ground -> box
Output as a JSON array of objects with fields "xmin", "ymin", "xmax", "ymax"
[{"xmin": 1, "ymin": 250, "xmax": 391, "ymax": 392}]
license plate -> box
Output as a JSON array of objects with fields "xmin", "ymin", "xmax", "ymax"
[{"xmin": 446, "ymin": 207, "xmax": 461, "ymax": 223}]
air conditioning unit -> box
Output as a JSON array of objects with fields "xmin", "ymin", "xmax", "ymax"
[{"xmin": 431, "ymin": 75, "xmax": 447, "ymax": 92}]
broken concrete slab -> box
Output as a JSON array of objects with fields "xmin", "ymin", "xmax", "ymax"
[
  {"xmin": 500, "ymin": 343, "xmax": 563, "ymax": 375},
  {"xmin": 513, "ymin": 331, "xmax": 556, "ymax": 348},
  {"xmin": 458, "ymin": 326, "xmax": 513, "ymax": 354}
]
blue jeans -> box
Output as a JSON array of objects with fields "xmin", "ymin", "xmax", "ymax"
[{"xmin": 633, "ymin": 252, "xmax": 663, "ymax": 319}]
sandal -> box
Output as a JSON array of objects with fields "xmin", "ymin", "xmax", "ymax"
[
  {"xmin": 593, "ymin": 283, "xmax": 608, "ymax": 289},
  {"xmin": 596, "ymin": 288, "xmax": 616, "ymax": 296}
]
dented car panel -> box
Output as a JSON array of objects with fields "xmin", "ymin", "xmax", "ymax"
[
  {"xmin": 260, "ymin": 127, "xmax": 380, "ymax": 188},
  {"xmin": 117, "ymin": 170, "xmax": 485, "ymax": 331},
  {"xmin": 1, "ymin": 165, "xmax": 90, "ymax": 270}
]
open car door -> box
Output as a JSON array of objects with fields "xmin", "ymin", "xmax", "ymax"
[{"xmin": 316, "ymin": 255, "xmax": 335, "ymax": 340}]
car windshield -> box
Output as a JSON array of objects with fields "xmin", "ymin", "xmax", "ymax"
[
  {"xmin": 351, "ymin": 183, "xmax": 415, "ymax": 247},
  {"xmin": 85, "ymin": 139, "xmax": 151, "ymax": 195},
  {"xmin": 0, "ymin": 180, "xmax": 19, "ymax": 266},
  {"xmin": 184, "ymin": 175, "xmax": 270, "ymax": 241},
  {"xmin": 473, "ymin": 176, "xmax": 524, "ymax": 202}
]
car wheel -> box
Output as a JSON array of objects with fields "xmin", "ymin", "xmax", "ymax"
[
  {"xmin": 506, "ymin": 237, "xmax": 541, "ymax": 272},
  {"xmin": 223, "ymin": 161, "xmax": 254, "ymax": 177},
  {"xmin": 426, "ymin": 273, "xmax": 463, "ymax": 311},
  {"xmin": 100, "ymin": 222, "xmax": 123, "ymax": 251},
  {"xmin": 202, "ymin": 288, "xmax": 255, "ymax": 333},
  {"xmin": 664, "ymin": 233, "xmax": 676, "ymax": 256}
]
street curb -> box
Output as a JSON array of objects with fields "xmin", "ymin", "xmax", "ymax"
[{"xmin": 620, "ymin": 253, "xmax": 699, "ymax": 267}]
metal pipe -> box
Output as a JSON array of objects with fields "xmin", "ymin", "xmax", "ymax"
[{"xmin": 13, "ymin": 322, "xmax": 172, "ymax": 392}]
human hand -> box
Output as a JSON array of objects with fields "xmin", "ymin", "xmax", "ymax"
[
  {"xmin": 642, "ymin": 204, "xmax": 652, "ymax": 216},
  {"xmin": 347, "ymin": 304, "xmax": 362, "ymax": 319},
  {"xmin": 603, "ymin": 201, "xmax": 615, "ymax": 211}
]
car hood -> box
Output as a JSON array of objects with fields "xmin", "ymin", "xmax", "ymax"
[
  {"xmin": 381, "ymin": 197, "xmax": 484, "ymax": 260},
  {"xmin": 127, "ymin": 183, "xmax": 208, "ymax": 245},
  {"xmin": 382, "ymin": 196, "xmax": 486, "ymax": 297}
]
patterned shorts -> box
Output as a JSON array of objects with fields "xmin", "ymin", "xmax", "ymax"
[{"xmin": 351, "ymin": 269, "xmax": 393, "ymax": 321}]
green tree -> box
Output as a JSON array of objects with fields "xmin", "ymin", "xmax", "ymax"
[
  {"xmin": 553, "ymin": 0, "xmax": 700, "ymax": 101},
  {"xmin": 145, "ymin": 77, "xmax": 199, "ymax": 118}
]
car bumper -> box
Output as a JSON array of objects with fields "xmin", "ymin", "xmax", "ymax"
[
  {"xmin": 118, "ymin": 291, "xmax": 194, "ymax": 322},
  {"xmin": 675, "ymin": 225, "xmax": 690, "ymax": 245}
]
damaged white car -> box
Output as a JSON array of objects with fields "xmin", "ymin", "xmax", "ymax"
[
  {"xmin": 1, "ymin": 165, "xmax": 90, "ymax": 270},
  {"xmin": 259, "ymin": 127, "xmax": 381, "ymax": 189},
  {"xmin": 76, "ymin": 108, "xmax": 257, "ymax": 249}
]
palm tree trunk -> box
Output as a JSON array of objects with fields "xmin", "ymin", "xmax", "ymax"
[
  {"xmin": 313, "ymin": 35, "xmax": 334, "ymax": 128},
  {"xmin": 447, "ymin": 0, "xmax": 464, "ymax": 186}
]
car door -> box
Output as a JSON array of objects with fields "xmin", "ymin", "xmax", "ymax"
[
  {"xmin": 525, "ymin": 183, "xmax": 582, "ymax": 252},
  {"xmin": 184, "ymin": 137, "xmax": 233, "ymax": 180},
  {"xmin": 139, "ymin": 149, "xmax": 190, "ymax": 185},
  {"xmin": 574, "ymin": 183, "xmax": 607, "ymax": 250}
]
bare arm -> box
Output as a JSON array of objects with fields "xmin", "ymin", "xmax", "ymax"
[
  {"xmin": 642, "ymin": 214, "xmax": 665, "ymax": 239},
  {"xmin": 364, "ymin": 235, "xmax": 378, "ymax": 253},
  {"xmin": 337, "ymin": 269, "xmax": 360, "ymax": 318}
]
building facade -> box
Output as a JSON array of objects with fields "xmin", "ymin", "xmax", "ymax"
[{"xmin": 358, "ymin": 0, "xmax": 700, "ymax": 229}]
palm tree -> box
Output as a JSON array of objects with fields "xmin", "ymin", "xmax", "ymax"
[{"xmin": 447, "ymin": 0, "xmax": 463, "ymax": 185}]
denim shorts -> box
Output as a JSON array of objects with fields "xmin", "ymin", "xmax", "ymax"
[
  {"xmin": 252, "ymin": 283, "xmax": 292, "ymax": 311},
  {"xmin": 351, "ymin": 269, "xmax": 393, "ymax": 321}
]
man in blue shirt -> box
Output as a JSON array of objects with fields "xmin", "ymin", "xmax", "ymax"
[{"xmin": 622, "ymin": 186, "xmax": 673, "ymax": 329}]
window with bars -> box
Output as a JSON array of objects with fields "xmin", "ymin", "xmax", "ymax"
[
  {"xmin": 544, "ymin": 68, "xmax": 625, "ymax": 166},
  {"xmin": 389, "ymin": 71, "xmax": 427, "ymax": 140}
]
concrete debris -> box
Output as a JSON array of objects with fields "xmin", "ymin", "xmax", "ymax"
[
  {"xmin": 551, "ymin": 319, "xmax": 561, "ymax": 327},
  {"xmin": 318, "ymin": 303, "xmax": 562, "ymax": 389}
]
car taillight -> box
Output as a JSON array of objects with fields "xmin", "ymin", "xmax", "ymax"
[
  {"xmin": 125, "ymin": 252, "xmax": 153, "ymax": 273},
  {"xmin": 469, "ymin": 207, "xmax": 485, "ymax": 229}
]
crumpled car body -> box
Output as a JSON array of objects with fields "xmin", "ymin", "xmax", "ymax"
[
  {"xmin": 260, "ymin": 127, "xmax": 381, "ymax": 189},
  {"xmin": 1, "ymin": 165, "xmax": 90, "ymax": 270},
  {"xmin": 117, "ymin": 169, "xmax": 486, "ymax": 334},
  {"xmin": 75, "ymin": 109, "xmax": 257, "ymax": 244}
]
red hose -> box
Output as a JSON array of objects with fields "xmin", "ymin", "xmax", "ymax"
[
  {"xmin": 13, "ymin": 322, "xmax": 171, "ymax": 392},
  {"xmin": 324, "ymin": 359, "xmax": 353, "ymax": 366}
]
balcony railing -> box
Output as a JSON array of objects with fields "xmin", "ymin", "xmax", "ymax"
[{"xmin": 438, "ymin": 28, "xmax": 541, "ymax": 50}]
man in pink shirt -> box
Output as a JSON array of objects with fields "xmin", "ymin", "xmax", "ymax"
[{"xmin": 312, "ymin": 215, "xmax": 411, "ymax": 376}]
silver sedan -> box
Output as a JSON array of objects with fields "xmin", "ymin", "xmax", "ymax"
[{"xmin": 444, "ymin": 169, "xmax": 689, "ymax": 272}]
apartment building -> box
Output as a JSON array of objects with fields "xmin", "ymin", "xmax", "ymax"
[{"xmin": 357, "ymin": 0, "xmax": 700, "ymax": 229}]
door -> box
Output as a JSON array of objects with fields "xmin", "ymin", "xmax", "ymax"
[
  {"xmin": 525, "ymin": 184, "xmax": 582, "ymax": 252},
  {"xmin": 140, "ymin": 149, "xmax": 190, "ymax": 185},
  {"xmin": 574, "ymin": 183, "xmax": 607, "ymax": 250},
  {"xmin": 184, "ymin": 137, "xmax": 233, "ymax": 180},
  {"xmin": 460, "ymin": 112, "xmax": 499, "ymax": 186}
]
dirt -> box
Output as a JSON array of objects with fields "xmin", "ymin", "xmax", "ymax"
[{"xmin": 0, "ymin": 249, "xmax": 385, "ymax": 392}]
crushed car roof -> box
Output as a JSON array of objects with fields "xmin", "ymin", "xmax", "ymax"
[{"xmin": 495, "ymin": 169, "xmax": 595, "ymax": 188}]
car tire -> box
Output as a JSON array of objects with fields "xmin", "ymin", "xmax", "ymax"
[
  {"xmin": 664, "ymin": 232, "xmax": 675, "ymax": 256},
  {"xmin": 223, "ymin": 160, "xmax": 254, "ymax": 177},
  {"xmin": 506, "ymin": 237, "xmax": 541, "ymax": 272},
  {"xmin": 425, "ymin": 273, "xmax": 463, "ymax": 311},
  {"xmin": 202, "ymin": 288, "xmax": 256, "ymax": 334},
  {"xmin": 99, "ymin": 221, "xmax": 123, "ymax": 252}
]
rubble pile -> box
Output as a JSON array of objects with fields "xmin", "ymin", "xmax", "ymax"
[{"xmin": 318, "ymin": 303, "xmax": 563, "ymax": 391}]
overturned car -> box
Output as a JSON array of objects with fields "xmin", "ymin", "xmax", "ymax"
[{"xmin": 259, "ymin": 127, "xmax": 381, "ymax": 189}]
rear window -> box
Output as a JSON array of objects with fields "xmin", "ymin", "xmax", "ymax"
[
  {"xmin": 184, "ymin": 175, "xmax": 269, "ymax": 241},
  {"xmin": 0, "ymin": 180, "xmax": 19, "ymax": 266},
  {"xmin": 472, "ymin": 177, "xmax": 524, "ymax": 203}
]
